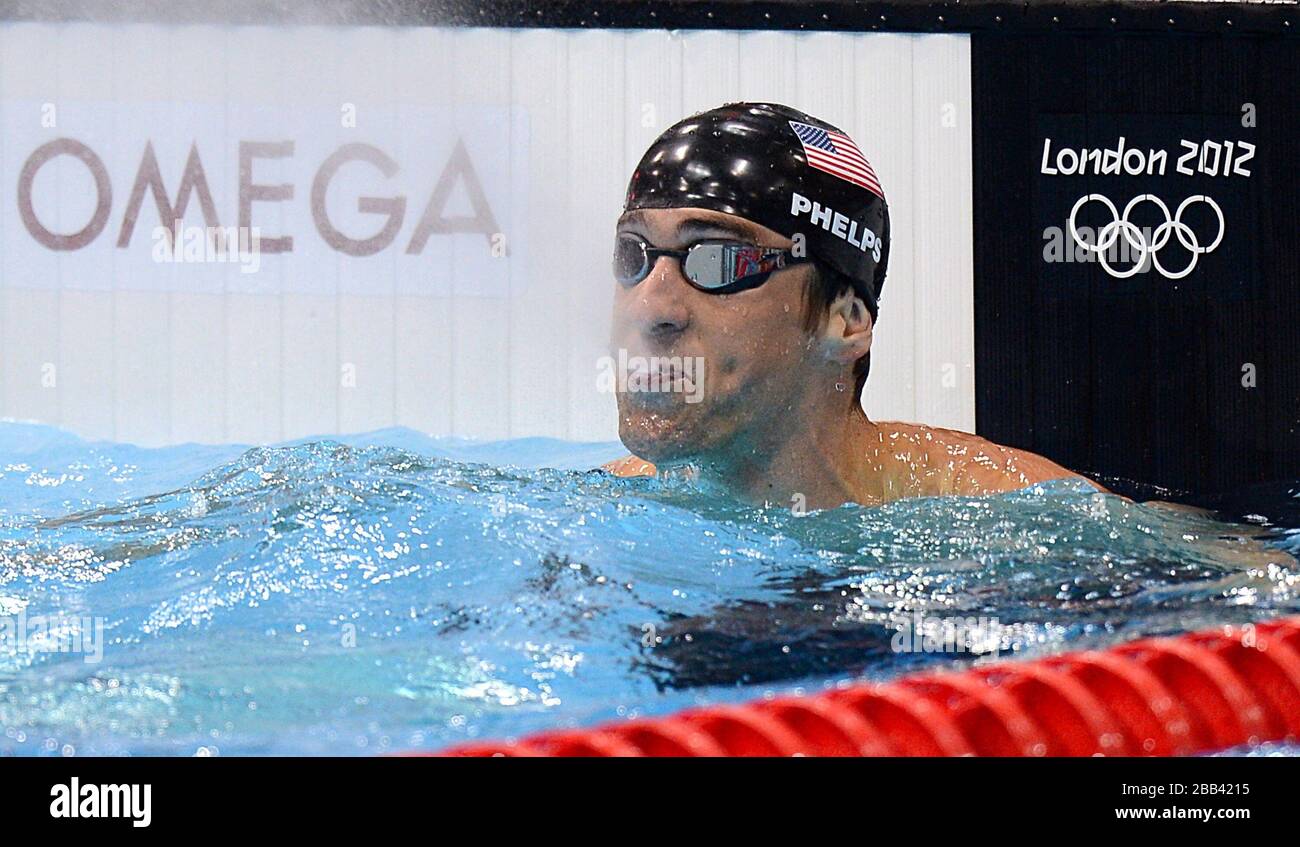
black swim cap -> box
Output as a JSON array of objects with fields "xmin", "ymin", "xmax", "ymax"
[{"xmin": 623, "ymin": 102, "xmax": 890, "ymax": 317}]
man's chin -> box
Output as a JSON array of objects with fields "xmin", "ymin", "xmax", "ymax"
[{"xmin": 617, "ymin": 408, "xmax": 706, "ymax": 465}]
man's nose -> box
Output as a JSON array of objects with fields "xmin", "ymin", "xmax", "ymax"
[{"xmin": 630, "ymin": 256, "xmax": 691, "ymax": 342}]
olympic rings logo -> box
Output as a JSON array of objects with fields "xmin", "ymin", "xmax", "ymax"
[{"xmin": 1066, "ymin": 194, "xmax": 1224, "ymax": 279}]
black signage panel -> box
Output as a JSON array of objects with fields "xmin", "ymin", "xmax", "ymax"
[{"xmin": 973, "ymin": 34, "xmax": 1298, "ymax": 496}]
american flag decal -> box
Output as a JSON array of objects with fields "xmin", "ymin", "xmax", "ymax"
[{"xmin": 788, "ymin": 120, "xmax": 884, "ymax": 199}]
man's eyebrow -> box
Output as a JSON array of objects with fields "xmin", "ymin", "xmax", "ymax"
[
  {"xmin": 675, "ymin": 216, "xmax": 758, "ymax": 241},
  {"xmin": 618, "ymin": 210, "xmax": 648, "ymax": 229},
  {"xmin": 616, "ymin": 211, "xmax": 760, "ymax": 242}
]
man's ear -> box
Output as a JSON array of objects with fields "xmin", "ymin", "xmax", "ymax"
[{"xmin": 822, "ymin": 289, "xmax": 873, "ymax": 366}]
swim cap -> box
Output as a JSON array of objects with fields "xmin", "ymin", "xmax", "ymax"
[{"xmin": 623, "ymin": 102, "xmax": 890, "ymax": 317}]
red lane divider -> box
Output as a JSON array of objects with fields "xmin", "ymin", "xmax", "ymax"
[{"xmin": 432, "ymin": 617, "xmax": 1300, "ymax": 757}]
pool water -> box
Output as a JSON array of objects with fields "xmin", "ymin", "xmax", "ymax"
[{"xmin": 1, "ymin": 421, "xmax": 1297, "ymax": 756}]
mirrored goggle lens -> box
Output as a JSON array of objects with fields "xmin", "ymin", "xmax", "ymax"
[
  {"xmin": 613, "ymin": 235, "xmax": 649, "ymax": 285},
  {"xmin": 683, "ymin": 243, "xmax": 781, "ymax": 290}
]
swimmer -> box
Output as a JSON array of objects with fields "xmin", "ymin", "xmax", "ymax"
[{"xmin": 603, "ymin": 102, "xmax": 1103, "ymax": 509}]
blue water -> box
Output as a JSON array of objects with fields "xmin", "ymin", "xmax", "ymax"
[{"xmin": 1, "ymin": 421, "xmax": 1297, "ymax": 756}]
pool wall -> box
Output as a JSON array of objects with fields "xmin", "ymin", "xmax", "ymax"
[{"xmin": 0, "ymin": 20, "xmax": 976, "ymax": 448}]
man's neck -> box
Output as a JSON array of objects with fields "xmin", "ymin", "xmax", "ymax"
[{"xmin": 695, "ymin": 398, "xmax": 879, "ymax": 510}]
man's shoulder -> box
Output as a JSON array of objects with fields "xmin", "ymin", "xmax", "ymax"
[
  {"xmin": 952, "ymin": 434, "xmax": 1098, "ymax": 493},
  {"xmin": 874, "ymin": 421, "xmax": 1099, "ymax": 495},
  {"xmin": 602, "ymin": 455, "xmax": 658, "ymax": 478},
  {"xmin": 870, "ymin": 420, "xmax": 989, "ymax": 464}
]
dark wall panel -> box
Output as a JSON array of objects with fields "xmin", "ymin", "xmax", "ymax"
[{"xmin": 972, "ymin": 33, "xmax": 1299, "ymax": 494}]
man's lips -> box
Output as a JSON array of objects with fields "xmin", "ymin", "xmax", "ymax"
[
  {"xmin": 629, "ymin": 360, "xmax": 683, "ymax": 380},
  {"xmin": 618, "ymin": 356, "xmax": 701, "ymax": 403}
]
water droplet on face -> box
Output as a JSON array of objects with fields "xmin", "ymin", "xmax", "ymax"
[{"xmin": 835, "ymin": 382, "xmax": 846, "ymax": 392}]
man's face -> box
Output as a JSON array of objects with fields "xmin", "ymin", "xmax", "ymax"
[{"xmin": 609, "ymin": 207, "xmax": 826, "ymax": 465}]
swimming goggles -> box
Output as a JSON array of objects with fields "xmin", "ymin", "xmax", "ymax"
[{"xmin": 613, "ymin": 232, "xmax": 810, "ymax": 295}]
